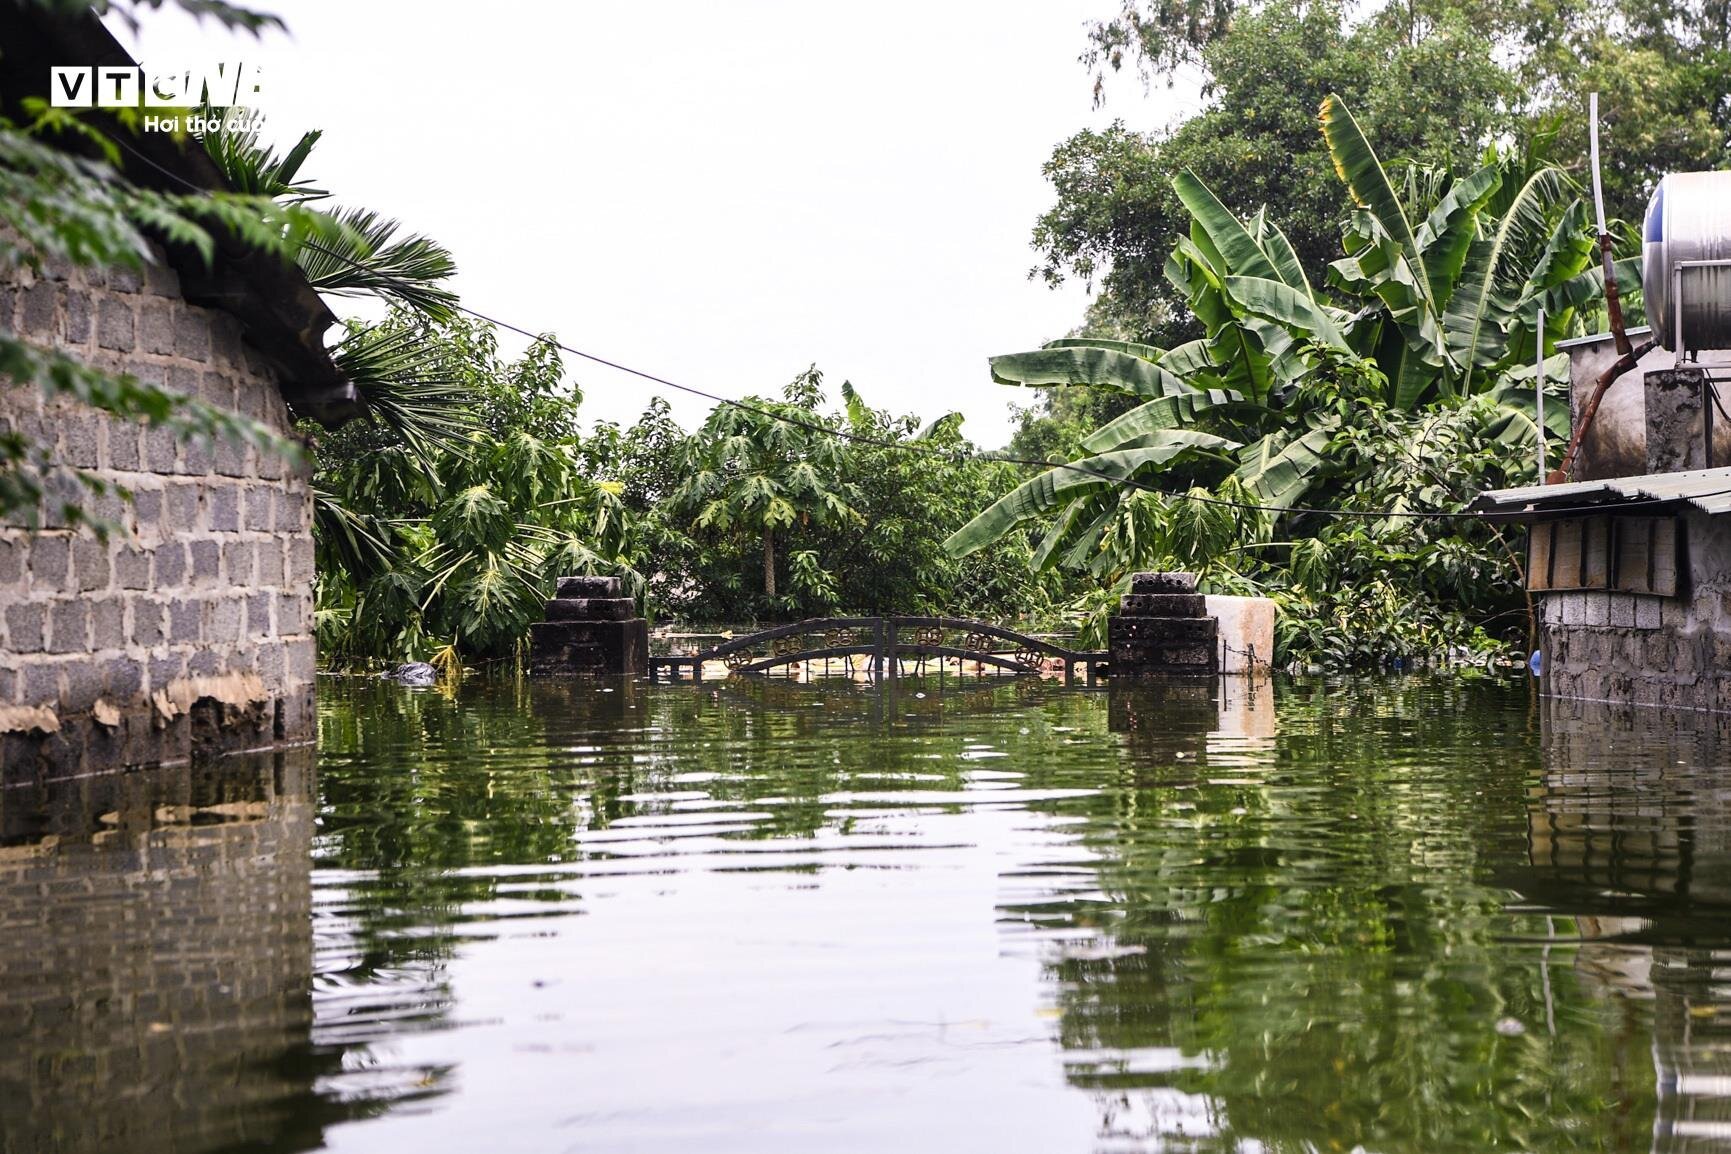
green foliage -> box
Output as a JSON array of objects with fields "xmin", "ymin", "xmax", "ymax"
[
  {"xmin": 1049, "ymin": 0, "xmax": 1720, "ymax": 343},
  {"xmin": 1044, "ymin": 1, "xmax": 1515, "ymax": 343},
  {"xmin": 669, "ymin": 367, "xmax": 861, "ymax": 603},
  {"xmin": 962, "ymin": 97, "xmax": 1588, "ymax": 667},
  {"xmin": 312, "ymin": 313, "xmax": 635, "ymax": 667},
  {"xmin": 602, "ymin": 375, "xmax": 1055, "ymax": 624},
  {"xmin": 0, "ymin": 66, "xmax": 331, "ymax": 527}
]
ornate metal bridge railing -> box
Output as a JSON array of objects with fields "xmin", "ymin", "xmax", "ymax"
[{"xmin": 648, "ymin": 616, "xmax": 1108, "ymax": 685}]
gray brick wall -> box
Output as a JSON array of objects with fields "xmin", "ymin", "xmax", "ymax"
[
  {"xmin": 1541, "ymin": 509, "xmax": 1731, "ymax": 713},
  {"xmin": 0, "ymin": 251, "xmax": 318, "ymax": 780}
]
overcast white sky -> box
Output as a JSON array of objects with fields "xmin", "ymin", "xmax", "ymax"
[{"xmin": 111, "ymin": 1, "xmax": 1195, "ymax": 447}]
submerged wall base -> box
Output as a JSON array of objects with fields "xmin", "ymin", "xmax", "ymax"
[{"xmin": 1540, "ymin": 509, "xmax": 1731, "ymax": 713}]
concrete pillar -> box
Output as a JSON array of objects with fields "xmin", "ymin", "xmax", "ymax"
[
  {"xmin": 1204, "ymin": 595, "xmax": 1276, "ymax": 674},
  {"xmin": 527, "ymin": 576, "xmax": 648, "ymax": 677},
  {"xmin": 1108, "ymin": 572, "xmax": 1219, "ymax": 677}
]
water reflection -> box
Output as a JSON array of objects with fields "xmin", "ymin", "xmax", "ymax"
[
  {"xmin": 11, "ymin": 676, "xmax": 1731, "ymax": 1152},
  {"xmin": 1032, "ymin": 678, "xmax": 1615, "ymax": 1153},
  {"xmin": 1509, "ymin": 700, "xmax": 1731, "ymax": 1152},
  {"xmin": 0, "ymin": 751, "xmax": 322, "ymax": 1153}
]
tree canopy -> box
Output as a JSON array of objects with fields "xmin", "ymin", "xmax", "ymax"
[{"xmin": 1048, "ymin": 0, "xmax": 1726, "ymax": 344}]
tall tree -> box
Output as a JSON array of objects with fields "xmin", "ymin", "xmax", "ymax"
[
  {"xmin": 954, "ymin": 97, "xmax": 1600, "ymax": 663},
  {"xmin": 1047, "ymin": 0, "xmax": 1727, "ymax": 344},
  {"xmin": 670, "ymin": 367, "xmax": 860, "ymax": 601},
  {"xmin": 1039, "ymin": 1, "xmax": 1514, "ymax": 344}
]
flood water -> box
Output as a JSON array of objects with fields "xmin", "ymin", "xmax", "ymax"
[{"xmin": 4, "ymin": 674, "xmax": 1731, "ymax": 1152}]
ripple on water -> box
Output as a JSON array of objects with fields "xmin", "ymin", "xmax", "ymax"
[{"xmin": 8, "ymin": 674, "xmax": 1731, "ymax": 1152}]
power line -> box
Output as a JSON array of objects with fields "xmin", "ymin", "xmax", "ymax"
[{"xmin": 108, "ymin": 133, "xmax": 1676, "ymax": 527}]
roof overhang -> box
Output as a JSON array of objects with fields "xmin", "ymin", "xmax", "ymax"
[
  {"xmin": 0, "ymin": 2, "xmax": 360, "ymax": 427},
  {"xmin": 1469, "ymin": 465, "xmax": 1731, "ymax": 523}
]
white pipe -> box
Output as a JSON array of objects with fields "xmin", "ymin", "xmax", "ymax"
[
  {"xmin": 1589, "ymin": 92, "xmax": 1608, "ymax": 236},
  {"xmin": 1536, "ymin": 305, "xmax": 1546, "ymax": 481}
]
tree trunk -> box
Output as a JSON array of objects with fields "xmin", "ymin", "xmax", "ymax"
[{"xmin": 762, "ymin": 527, "xmax": 776, "ymax": 599}]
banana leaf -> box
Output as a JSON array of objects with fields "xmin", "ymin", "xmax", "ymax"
[
  {"xmin": 1487, "ymin": 356, "xmax": 1573, "ymax": 448},
  {"xmin": 1441, "ymin": 170, "xmax": 1575, "ymax": 393},
  {"xmin": 1081, "ymin": 388, "xmax": 1245, "ymax": 453},
  {"xmin": 1224, "ymin": 276, "xmax": 1352, "ymax": 352},
  {"xmin": 988, "ymin": 346, "xmax": 1196, "ymax": 398},
  {"xmin": 1171, "ymin": 243, "xmax": 1276, "ymax": 401},
  {"xmin": 1234, "ymin": 426, "xmax": 1332, "ymax": 510},
  {"xmin": 1413, "ymin": 163, "xmax": 1501, "ymax": 306},
  {"xmin": 1158, "ymin": 339, "xmax": 1217, "ymax": 376},
  {"xmin": 942, "ymin": 431, "xmax": 1238, "ymax": 557},
  {"xmin": 1259, "ymin": 218, "xmax": 1313, "ymax": 297},
  {"xmin": 1546, "ymin": 256, "xmax": 1643, "ymax": 314},
  {"xmin": 1321, "ymin": 93, "xmax": 1427, "ymax": 293},
  {"xmin": 1045, "ymin": 336, "xmax": 1164, "ymax": 361},
  {"xmin": 1174, "ymin": 169, "xmax": 1283, "ymax": 283}
]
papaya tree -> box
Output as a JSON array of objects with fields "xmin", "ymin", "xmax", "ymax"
[
  {"xmin": 312, "ymin": 313, "xmax": 638, "ymax": 668},
  {"xmin": 670, "ymin": 366, "xmax": 861, "ymax": 603}
]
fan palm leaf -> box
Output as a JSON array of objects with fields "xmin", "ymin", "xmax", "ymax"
[{"xmin": 331, "ymin": 322, "xmax": 477, "ymax": 463}]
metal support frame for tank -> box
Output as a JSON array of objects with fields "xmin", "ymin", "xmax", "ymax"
[
  {"xmin": 1701, "ymin": 369, "xmax": 1731, "ymax": 470},
  {"xmin": 1668, "ymin": 258, "xmax": 1731, "ymax": 467},
  {"xmin": 1671, "ymin": 258, "xmax": 1731, "ymax": 364}
]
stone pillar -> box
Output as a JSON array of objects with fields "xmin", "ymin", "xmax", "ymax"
[
  {"xmin": 527, "ymin": 576, "xmax": 648, "ymax": 677},
  {"xmin": 1109, "ymin": 571, "xmax": 1219, "ymax": 677}
]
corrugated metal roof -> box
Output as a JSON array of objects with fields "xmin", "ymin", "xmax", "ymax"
[
  {"xmin": 1556, "ymin": 325, "xmax": 1654, "ymax": 350},
  {"xmin": 1471, "ymin": 466, "xmax": 1731, "ymax": 518}
]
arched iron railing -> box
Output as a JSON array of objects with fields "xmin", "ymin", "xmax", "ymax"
[{"xmin": 650, "ymin": 616, "xmax": 1108, "ymax": 685}]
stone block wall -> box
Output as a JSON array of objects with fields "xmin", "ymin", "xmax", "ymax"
[
  {"xmin": 1109, "ymin": 572, "xmax": 1219, "ymax": 676},
  {"xmin": 529, "ymin": 575, "xmax": 649, "ymax": 676},
  {"xmin": 0, "ymin": 749, "xmax": 321, "ymax": 1153},
  {"xmin": 1540, "ymin": 508, "xmax": 1731, "ymax": 712},
  {"xmin": 0, "ymin": 252, "xmax": 317, "ymax": 781}
]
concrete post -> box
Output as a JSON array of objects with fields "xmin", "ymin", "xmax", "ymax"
[
  {"xmin": 527, "ymin": 576, "xmax": 648, "ymax": 677},
  {"xmin": 1108, "ymin": 572, "xmax": 1219, "ymax": 677}
]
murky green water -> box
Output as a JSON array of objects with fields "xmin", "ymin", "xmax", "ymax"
[{"xmin": 4, "ymin": 674, "xmax": 1731, "ymax": 1152}]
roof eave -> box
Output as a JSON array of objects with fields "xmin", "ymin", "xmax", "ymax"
[{"xmin": 0, "ymin": 2, "xmax": 361, "ymax": 428}]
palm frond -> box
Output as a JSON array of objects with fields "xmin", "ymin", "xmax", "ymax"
[
  {"xmin": 331, "ymin": 322, "xmax": 477, "ymax": 462},
  {"xmin": 200, "ymin": 120, "xmax": 328, "ymax": 202},
  {"xmin": 296, "ymin": 205, "xmax": 459, "ymax": 321}
]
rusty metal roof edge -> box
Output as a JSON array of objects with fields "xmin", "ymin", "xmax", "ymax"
[{"xmin": 1471, "ymin": 465, "xmax": 1731, "ymax": 516}]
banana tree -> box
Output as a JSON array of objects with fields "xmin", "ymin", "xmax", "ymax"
[
  {"xmin": 946, "ymin": 93, "xmax": 1602, "ymax": 576},
  {"xmin": 1318, "ymin": 94, "xmax": 1604, "ymax": 407}
]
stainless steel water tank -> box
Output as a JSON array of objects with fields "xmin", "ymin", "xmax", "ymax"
[{"xmin": 1643, "ymin": 171, "xmax": 1731, "ymax": 351}]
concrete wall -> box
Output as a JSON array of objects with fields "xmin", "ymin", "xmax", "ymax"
[
  {"xmin": 0, "ymin": 252, "xmax": 317, "ymax": 781},
  {"xmin": 0, "ymin": 748, "xmax": 321, "ymax": 1153},
  {"xmin": 1564, "ymin": 329, "xmax": 1731, "ymax": 480},
  {"xmin": 1203, "ymin": 595, "xmax": 1275, "ymax": 674},
  {"xmin": 1541, "ymin": 508, "xmax": 1731, "ymax": 712}
]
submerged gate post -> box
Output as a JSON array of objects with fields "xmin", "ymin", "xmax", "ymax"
[
  {"xmin": 529, "ymin": 576, "xmax": 649, "ymax": 677},
  {"xmin": 1108, "ymin": 572, "xmax": 1219, "ymax": 677}
]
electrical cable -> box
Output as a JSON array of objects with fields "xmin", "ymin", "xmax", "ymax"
[{"xmin": 106, "ymin": 133, "xmax": 1720, "ymax": 527}]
